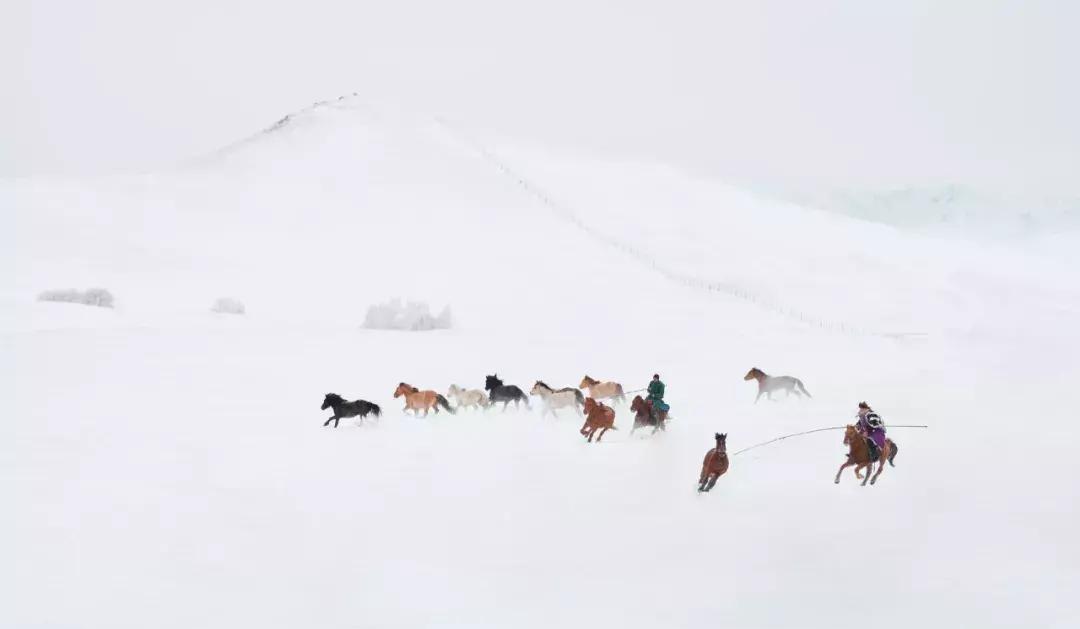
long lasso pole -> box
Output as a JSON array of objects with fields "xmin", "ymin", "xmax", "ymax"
[{"xmin": 731, "ymin": 424, "xmax": 929, "ymax": 457}]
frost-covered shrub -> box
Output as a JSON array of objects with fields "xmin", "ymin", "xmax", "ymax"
[
  {"xmin": 362, "ymin": 299, "xmax": 452, "ymax": 331},
  {"xmin": 37, "ymin": 287, "xmax": 115, "ymax": 309},
  {"xmin": 211, "ymin": 297, "xmax": 246, "ymax": 315}
]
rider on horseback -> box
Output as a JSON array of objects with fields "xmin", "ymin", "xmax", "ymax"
[
  {"xmin": 856, "ymin": 401, "xmax": 887, "ymax": 460},
  {"xmin": 646, "ymin": 374, "xmax": 670, "ymax": 423}
]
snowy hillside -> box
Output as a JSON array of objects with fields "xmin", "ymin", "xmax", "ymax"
[{"xmin": 3, "ymin": 96, "xmax": 1078, "ymax": 629}]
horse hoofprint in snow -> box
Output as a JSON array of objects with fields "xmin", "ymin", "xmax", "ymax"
[{"xmin": 743, "ymin": 367, "xmax": 812, "ymax": 403}]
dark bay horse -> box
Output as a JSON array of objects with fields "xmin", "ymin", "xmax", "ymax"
[
  {"xmin": 835, "ymin": 424, "xmax": 898, "ymax": 486},
  {"xmin": 630, "ymin": 395, "xmax": 666, "ymax": 435},
  {"xmin": 484, "ymin": 374, "xmax": 531, "ymax": 411},
  {"xmin": 698, "ymin": 433, "xmax": 729, "ymax": 492},
  {"xmin": 580, "ymin": 398, "xmax": 616, "ymax": 442},
  {"xmin": 321, "ymin": 393, "xmax": 381, "ymax": 428}
]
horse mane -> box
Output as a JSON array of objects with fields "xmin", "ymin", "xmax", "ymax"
[
  {"xmin": 534, "ymin": 380, "xmax": 553, "ymax": 391},
  {"xmin": 325, "ymin": 392, "xmax": 342, "ymax": 401}
]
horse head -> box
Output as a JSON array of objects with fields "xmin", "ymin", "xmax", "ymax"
[
  {"xmin": 530, "ymin": 381, "xmax": 549, "ymax": 396},
  {"xmin": 843, "ymin": 424, "xmax": 858, "ymax": 446},
  {"xmin": 322, "ymin": 393, "xmax": 341, "ymax": 410},
  {"xmin": 448, "ymin": 384, "xmax": 461, "ymax": 395},
  {"xmin": 485, "ymin": 374, "xmax": 503, "ymax": 391},
  {"xmin": 580, "ymin": 375, "xmax": 596, "ymax": 388},
  {"xmin": 583, "ymin": 397, "xmax": 598, "ymax": 414},
  {"xmin": 394, "ymin": 383, "xmax": 412, "ymax": 398},
  {"xmin": 715, "ymin": 432, "xmax": 727, "ymax": 453},
  {"xmin": 744, "ymin": 368, "xmax": 761, "ymax": 381},
  {"xmin": 630, "ymin": 395, "xmax": 646, "ymax": 414}
]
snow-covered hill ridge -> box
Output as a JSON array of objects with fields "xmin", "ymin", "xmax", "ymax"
[{"xmin": 8, "ymin": 95, "xmax": 1078, "ymax": 346}]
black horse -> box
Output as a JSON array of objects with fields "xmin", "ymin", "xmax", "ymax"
[
  {"xmin": 321, "ymin": 393, "xmax": 381, "ymax": 428},
  {"xmin": 484, "ymin": 374, "xmax": 531, "ymax": 411}
]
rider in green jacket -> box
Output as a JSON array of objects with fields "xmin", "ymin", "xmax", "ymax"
[{"xmin": 646, "ymin": 374, "xmax": 670, "ymax": 422}]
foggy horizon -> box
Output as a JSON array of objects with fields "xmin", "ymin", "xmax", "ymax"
[{"xmin": 5, "ymin": 1, "xmax": 1078, "ymax": 193}]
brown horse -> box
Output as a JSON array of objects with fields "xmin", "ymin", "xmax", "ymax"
[
  {"xmin": 580, "ymin": 398, "xmax": 617, "ymax": 442},
  {"xmin": 744, "ymin": 367, "xmax": 812, "ymax": 403},
  {"xmin": 835, "ymin": 425, "xmax": 898, "ymax": 486},
  {"xmin": 630, "ymin": 395, "xmax": 666, "ymax": 435},
  {"xmin": 579, "ymin": 375, "xmax": 626, "ymax": 403},
  {"xmin": 698, "ymin": 433, "xmax": 729, "ymax": 492},
  {"xmin": 393, "ymin": 382, "xmax": 455, "ymax": 417}
]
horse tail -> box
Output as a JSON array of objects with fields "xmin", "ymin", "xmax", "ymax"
[
  {"xmin": 888, "ymin": 440, "xmax": 898, "ymax": 467},
  {"xmin": 574, "ymin": 389, "xmax": 585, "ymax": 406},
  {"xmin": 370, "ymin": 403, "xmax": 381, "ymax": 418},
  {"xmin": 436, "ymin": 394, "xmax": 455, "ymax": 414},
  {"xmin": 796, "ymin": 379, "xmax": 812, "ymax": 398}
]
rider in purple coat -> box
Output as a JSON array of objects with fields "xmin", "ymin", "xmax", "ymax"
[{"xmin": 856, "ymin": 401, "xmax": 887, "ymax": 459}]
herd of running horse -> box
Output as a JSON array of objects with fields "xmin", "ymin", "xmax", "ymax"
[{"xmin": 319, "ymin": 368, "xmax": 897, "ymax": 491}]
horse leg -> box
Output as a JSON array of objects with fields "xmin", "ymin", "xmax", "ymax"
[
  {"xmin": 705, "ymin": 474, "xmax": 719, "ymax": 491},
  {"xmin": 870, "ymin": 459, "xmax": 884, "ymax": 485},
  {"xmin": 323, "ymin": 415, "xmax": 335, "ymax": 427},
  {"xmin": 754, "ymin": 390, "xmax": 762, "ymax": 404},
  {"xmin": 871, "ymin": 449, "xmax": 887, "ymax": 485},
  {"xmin": 835, "ymin": 460, "xmax": 853, "ymax": 484},
  {"xmin": 596, "ymin": 427, "xmax": 608, "ymax": 442},
  {"xmin": 860, "ymin": 462, "xmax": 870, "ymax": 486}
]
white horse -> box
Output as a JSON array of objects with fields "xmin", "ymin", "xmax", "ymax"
[
  {"xmin": 447, "ymin": 384, "xmax": 490, "ymax": 410},
  {"xmin": 529, "ymin": 381, "xmax": 585, "ymax": 417},
  {"xmin": 744, "ymin": 367, "xmax": 812, "ymax": 403}
]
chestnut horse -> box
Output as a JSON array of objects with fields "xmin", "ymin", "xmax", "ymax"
[
  {"xmin": 580, "ymin": 398, "xmax": 617, "ymax": 442},
  {"xmin": 744, "ymin": 367, "xmax": 812, "ymax": 403},
  {"xmin": 579, "ymin": 375, "xmax": 626, "ymax": 403},
  {"xmin": 630, "ymin": 395, "xmax": 666, "ymax": 435},
  {"xmin": 394, "ymin": 382, "xmax": 455, "ymax": 416},
  {"xmin": 835, "ymin": 424, "xmax": 898, "ymax": 486},
  {"xmin": 698, "ymin": 433, "xmax": 729, "ymax": 492}
]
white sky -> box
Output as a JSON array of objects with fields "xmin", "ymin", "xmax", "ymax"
[{"xmin": 3, "ymin": 1, "xmax": 1078, "ymax": 189}]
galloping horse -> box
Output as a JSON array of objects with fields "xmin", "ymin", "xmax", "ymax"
[
  {"xmin": 580, "ymin": 398, "xmax": 616, "ymax": 442},
  {"xmin": 321, "ymin": 393, "xmax": 381, "ymax": 428},
  {"xmin": 698, "ymin": 433, "xmax": 729, "ymax": 492},
  {"xmin": 530, "ymin": 381, "xmax": 585, "ymax": 417},
  {"xmin": 744, "ymin": 367, "xmax": 812, "ymax": 403},
  {"xmin": 630, "ymin": 395, "xmax": 666, "ymax": 435},
  {"xmin": 579, "ymin": 375, "xmax": 626, "ymax": 403},
  {"xmin": 484, "ymin": 374, "xmax": 531, "ymax": 411},
  {"xmin": 447, "ymin": 384, "xmax": 490, "ymax": 410},
  {"xmin": 835, "ymin": 424, "xmax": 898, "ymax": 486},
  {"xmin": 394, "ymin": 383, "xmax": 455, "ymax": 416}
]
